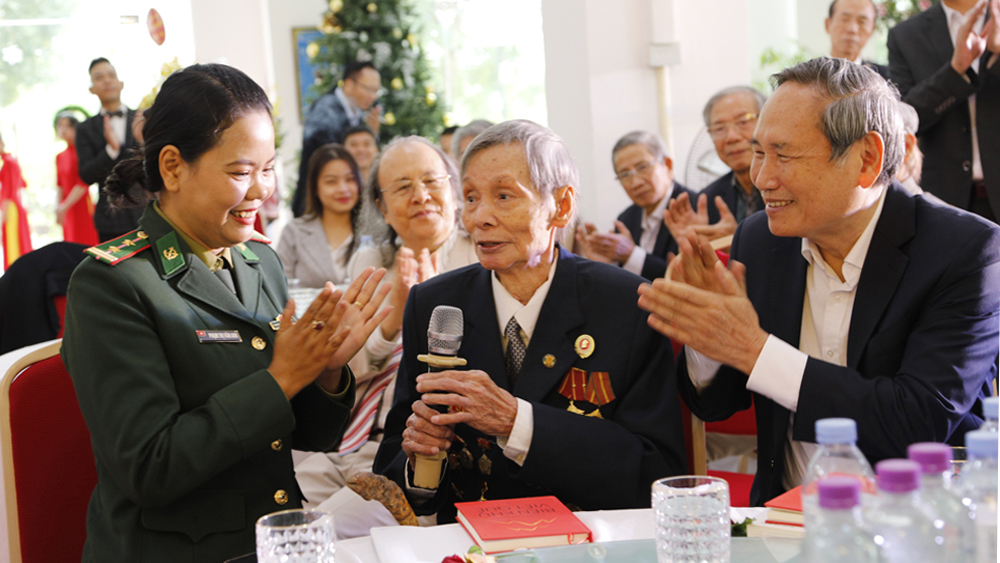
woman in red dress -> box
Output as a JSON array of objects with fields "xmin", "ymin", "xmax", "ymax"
[{"xmin": 54, "ymin": 109, "xmax": 99, "ymax": 246}]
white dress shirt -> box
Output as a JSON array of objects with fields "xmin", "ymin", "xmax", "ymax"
[
  {"xmin": 942, "ymin": 2, "xmax": 986, "ymax": 181},
  {"xmin": 492, "ymin": 257, "xmax": 559, "ymax": 466},
  {"xmin": 687, "ymin": 189, "xmax": 887, "ymax": 489},
  {"xmin": 102, "ymin": 106, "xmax": 128, "ymax": 160},
  {"xmin": 334, "ymin": 87, "xmax": 364, "ymax": 127},
  {"xmin": 622, "ymin": 192, "xmax": 670, "ymax": 275}
]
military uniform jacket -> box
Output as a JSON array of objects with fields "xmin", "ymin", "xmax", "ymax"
[
  {"xmin": 61, "ymin": 206, "xmax": 355, "ymax": 563},
  {"xmin": 374, "ymin": 247, "xmax": 687, "ymax": 523}
]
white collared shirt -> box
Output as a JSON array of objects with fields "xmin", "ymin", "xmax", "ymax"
[
  {"xmin": 102, "ymin": 106, "xmax": 128, "ymax": 160},
  {"xmin": 686, "ymin": 188, "xmax": 887, "ymax": 489},
  {"xmin": 491, "ymin": 257, "xmax": 559, "ymax": 466},
  {"xmin": 942, "ymin": 2, "xmax": 986, "ymax": 181},
  {"xmin": 334, "ymin": 87, "xmax": 364, "ymax": 127},
  {"xmin": 622, "ymin": 191, "xmax": 671, "ymax": 275}
]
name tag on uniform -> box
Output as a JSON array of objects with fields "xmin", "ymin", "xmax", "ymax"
[{"xmin": 196, "ymin": 330, "xmax": 242, "ymax": 343}]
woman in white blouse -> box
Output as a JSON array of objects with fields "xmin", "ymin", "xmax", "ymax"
[
  {"xmin": 295, "ymin": 136, "xmax": 477, "ymax": 533},
  {"xmin": 277, "ymin": 144, "xmax": 361, "ymax": 287}
]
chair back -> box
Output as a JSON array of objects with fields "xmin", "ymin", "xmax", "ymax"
[{"xmin": 0, "ymin": 340, "xmax": 97, "ymax": 563}]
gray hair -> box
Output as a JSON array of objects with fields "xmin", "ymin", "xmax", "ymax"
[
  {"xmin": 360, "ymin": 135, "xmax": 462, "ymax": 267},
  {"xmin": 897, "ymin": 101, "xmax": 919, "ymax": 135},
  {"xmin": 450, "ymin": 119, "xmax": 495, "ymax": 161},
  {"xmin": 461, "ymin": 119, "xmax": 580, "ymax": 219},
  {"xmin": 611, "ymin": 131, "xmax": 670, "ymax": 166},
  {"xmin": 702, "ymin": 86, "xmax": 768, "ymax": 126},
  {"xmin": 772, "ymin": 57, "xmax": 904, "ymax": 186}
]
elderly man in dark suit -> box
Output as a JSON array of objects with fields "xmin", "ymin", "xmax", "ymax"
[
  {"xmin": 826, "ymin": 0, "xmax": 890, "ymax": 78},
  {"xmin": 375, "ymin": 120, "xmax": 687, "ymax": 523},
  {"xmin": 638, "ymin": 57, "xmax": 1000, "ymax": 506},
  {"xmin": 577, "ymin": 131, "xmax": 692, "ymax": 280},
  {"xmin": 76, "ymin": 57, "xmax": 142, "ymax": 242},
  {"xmin": 888, "ymin": 0, "xmax": 1000, "ymax": 221},
  {"xmin": 293, "ymin": 61, "xmax": 382, "ymax": 217}
]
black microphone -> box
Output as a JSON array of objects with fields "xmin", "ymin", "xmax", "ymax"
[{"xmin": 413, "ymin": 305, "xmax": 467, "ymax": 488}]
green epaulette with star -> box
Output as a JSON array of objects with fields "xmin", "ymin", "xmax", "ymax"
[{"xmin": 84, "ymin": 230, "xmax": 151, "ymax": 265}]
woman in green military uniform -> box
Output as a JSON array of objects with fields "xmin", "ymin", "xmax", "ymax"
[{"xmin": 61, "ymin": 63, "xmax": 391, "ymax": 563}]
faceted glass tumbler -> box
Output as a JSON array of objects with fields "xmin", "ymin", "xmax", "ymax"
[
  {"xmin": 255, "ymin": 508, "xmax": 335, "ymax": 563},
  {"xmin": 652, "ymin": 476, "xmax": 731, "ymax": 563}
]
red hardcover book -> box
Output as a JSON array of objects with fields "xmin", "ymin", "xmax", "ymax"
[
  {"xmin": 455, "ymin": 496, "xmax": 593, "ymax": 554},
  {"xmin": 764, "ymin": 485, "xmax": 803, "ymax": 525}
]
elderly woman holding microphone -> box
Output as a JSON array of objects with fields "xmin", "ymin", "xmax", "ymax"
[
  {"xmin": 374, "ymin": 120, "xmax": 687, "ymax": 523},
  {"xmin": 294, "ymin": 135, "xmax": 477, "ymax": 533},
  {"xmin": 61, "ymin": 63, "xmax": 391, "ymax": 562}
]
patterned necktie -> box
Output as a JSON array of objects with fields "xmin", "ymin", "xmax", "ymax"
[{"xmin": 505, "ymin": 317, "xmax": 526, "ymax": 388}]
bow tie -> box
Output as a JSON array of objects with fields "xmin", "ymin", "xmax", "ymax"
[{"xmin": 105, "ymin": 110, "xmax": 124, "ymax": 118}]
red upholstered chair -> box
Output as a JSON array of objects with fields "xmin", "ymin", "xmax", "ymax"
[{"xmin": 1, "ymin": 340, "xmax": 97, "ymax": 563}]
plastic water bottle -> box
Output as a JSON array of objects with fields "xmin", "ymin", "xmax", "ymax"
[
  {"xmin": 956, "ymin": 430, "xmax": 998, "ymax": 563},
  {"xmin": 802, "ymin": 418, "xmax": 877, "ymax": 525},
  {"xmin": 980, "ymin": 397, "xmax": 999, "ymax": 432},
  {"xmin": 800, "ymin": 477, "xmax": 876, "ymax": 563},
  {"xmin": 867, "ymin": 459, "xmax": 946, "ymax": 563},
  {"xmin": 907, "ymin": 442, "xmax": 971, "ymax": 560}
]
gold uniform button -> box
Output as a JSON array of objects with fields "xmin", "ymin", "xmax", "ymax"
[
  {"xmin": 271, "ymin": 439, "xmax": 283, "ymax": 451},
  {"xmin": 274, "ymin": 489, "xmax": 288, "ymax": 505},
  {"xmin": 252, "ymin": 337, "xmax": 266, "ymax": 350}
]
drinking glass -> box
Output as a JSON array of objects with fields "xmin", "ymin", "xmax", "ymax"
[
  {"xmin": 652, "ymin": 476, "xmax": 730, "ymax": 563},
  {"xmin": 255, "ymin": 509, "xmax": 335, "ymax": 563}
]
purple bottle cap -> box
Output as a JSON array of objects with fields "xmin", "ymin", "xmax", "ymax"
[
  {"xmin": 876, "ymin": 459, "xmax": 921, "ymax": 493},
  {"xmin": 907, "ymin": 442, "xmax": 951, "ymax": 473},
  {"xmin": 818, "ymin": 476, "xmax": 861, "ymax": 509}
]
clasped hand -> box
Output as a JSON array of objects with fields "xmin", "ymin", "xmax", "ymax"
[
  {"xmin": 268, "ymin": 267, "xmax": 392, "ymax": 399},
  {"xmin": 637, "ymin": 230, "xmax": 767, "ymax": 374},
  {"xmin": 401, "ymin": 369, "xmax": 518, "ymax": 466}
]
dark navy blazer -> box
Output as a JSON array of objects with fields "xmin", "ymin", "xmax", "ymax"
[
  {"xmin": 678, "ymin": 183, "xmax": 1000, "ymax": 506},
  {"xmin": 375, "ymin": 247, "xmax": 687, "ymax": 523},
  {"xmin": 617, "ymin": 182, "xmax": 693, "ymax": 280}
]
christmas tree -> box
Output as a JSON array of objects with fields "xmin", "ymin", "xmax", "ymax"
[{"xmin": 306, "ymin": 0, "xmax": 446, "ymax": 141}]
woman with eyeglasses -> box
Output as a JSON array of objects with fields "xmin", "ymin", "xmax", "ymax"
[
  {"xmin": 277, "ymin": 143, "xmax": 362, "ymax": 288},
  {"xmin": 294, "ymin": 136, "xmax": 476, "ymax": 531}
]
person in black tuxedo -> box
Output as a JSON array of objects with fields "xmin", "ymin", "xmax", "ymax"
[
  {"xmin": 576, "ymin": 131, "xmax": 692, "ymax": 280},
  {"xmin": 374, "ymin": 120, "xmax": 687, "ymax": 523},
  {"xmin": 638, "ymin": 58, "xmax": 999, "ymax": 506},
  {"xmin": 76, "ymin": 58, "xmax": 143, "ymax": 242},
  {"xmin": 825, "ymin": 0, "xmax": 890, "ymax": 79},
  {"xmin": 888, "ymin": 0, "xmax": 999, "ymax": 222},
  {"xmin": 293, "ymin": 61, "xmax": 382, "ymax": 217}
]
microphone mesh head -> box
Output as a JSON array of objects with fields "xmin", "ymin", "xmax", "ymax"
[{"xmin": 428, "ymin": 305, "xmax": 463, "ymax": 355}]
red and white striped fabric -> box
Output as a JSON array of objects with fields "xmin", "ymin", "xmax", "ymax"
[{"xmin": 336, "ymin": 344, "xmax": 402, "ymax": 455}]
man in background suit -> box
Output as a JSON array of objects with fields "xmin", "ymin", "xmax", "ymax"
[
  {"xmin": 375, "ymin": 120, "xmax": 686, "ymax": 523},
  {"xmin": 576, "ymin": 131, "xmax": 692, "ymax": 280},
  {"xmin": 662, "ymin": 86, "xmax": 767, "ymax": 245},
  {"xmin": 825, "ymin": 0, "xmax": 890, "ymax": 79},
  {"xmin": 293, "ymin": 61, "xmax": 382, "ymax": 217},
  {"xmin": 639, "ymin": 58, "xmax": 999, "ymax": 506},
  {"xmin": 77, "ymin": 57, "xmax": 142, "ymax": 242},
  {"xmin": 888, "ymin": 0, "xmax": 999, "ymax": 221}
]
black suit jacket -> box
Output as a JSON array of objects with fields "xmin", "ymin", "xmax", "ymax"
[
  {"xmin": 374, "ymin": 247, "xmax": 687, "ymax": 523},
  {"xmin": 678, "ymin": 183, "xmax": 1000, "ymax": 506},
  {"xmin": 293, "ymin": 91, "xmax": 354, "ymax": 217},
  {"xmin": 888, "ymin": 4, "xmax": 999, "ymax": 217},
  {"xmin": 76, "ymin": 109, "xmax": 144, "ymax": 237},
  {"xmin": 862, "ymin": 60, "xmax": 891, "ymax": 81},
  {"xmin": 617, "ymin": 182, "xmax": 693, "ymax": 280},
  {"xmin": 701, "ymin": 171, "xmax": 763, "ymax": 225}
]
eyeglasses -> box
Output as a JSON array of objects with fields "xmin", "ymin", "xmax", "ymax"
[
  {"xmin": 708, "ymin": 113, "xmax": 759, "ymax": 140},
  {"xmin": 615, "ymin": 160, "xmax": 658, "ymax": 184},
  {"xmin": 380, "ymin": 174, "xmax": 451, "ymax": 201}
]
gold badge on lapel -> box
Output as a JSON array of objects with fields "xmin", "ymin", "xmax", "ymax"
[
  {"xmin": 162, "ymin": 247, "xmax": 179, "ymax": 261},
  {"xmin": 574, "ymin": 334, "xmax": 595, "ymax": 359},
  {"xmin": 542, "ymin": 354, "xmax": 556, "ymax": 368}
]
